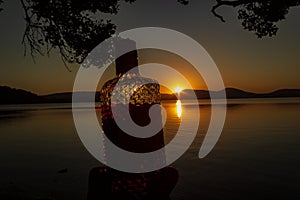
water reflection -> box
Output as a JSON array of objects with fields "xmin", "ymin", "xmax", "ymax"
[
  {"xmin": 1, "ymin": 99, "xmax": 300, "ymax": 199},
  {"xmin": 176, "ymin": 100, "xmax": 182, "ymax": 118}
]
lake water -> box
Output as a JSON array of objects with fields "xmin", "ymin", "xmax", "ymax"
[{"xmin": 0, "ymin": 98, "xmax": 300, "ymax": 199}]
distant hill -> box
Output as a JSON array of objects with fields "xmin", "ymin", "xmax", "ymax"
[
  {"xmin": 1, "ymin": 86, "xmax": 300, "ymax": 104},
  {"xmin": 0, "ymin": 86, "xmax": 43, "ymax": 104},
  {"xmin": 42, "ymin": 92, "xmax": 73, "ymax": 103},
  {"xmin": 224, "ymin": 88, "xmax": 257, "ymax": 99},
  {"xmin": 163, "ymin": 88, "xmax": 300, "ymax": 100},
  {"xmin": 261, "ymin": 89, "xmax": 300, "ymax": 98},
  {"xmin": 43, "ymin": 91, "xmax": 100, "ymax": 103}
]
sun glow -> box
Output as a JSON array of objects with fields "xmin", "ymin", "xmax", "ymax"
[{"xmin": 174, "ymin": 87, "xmax": 182, "ymax": 93}]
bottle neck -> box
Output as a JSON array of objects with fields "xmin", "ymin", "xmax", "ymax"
[{"xmin": 115, "ymin": 50, "xmax": 140, "ymax": 76}]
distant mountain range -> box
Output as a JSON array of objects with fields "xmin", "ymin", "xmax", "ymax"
[
  {"xmin": 0, "ymin": 86, "xmax": 43, "ymax": 104},
  {"xmin": 1, "ymin": 86, "xmax": 300, "ymax": 104},
  {"xmin": 161, "ymin": 88, "xmax": 300, "ymax": 100}
]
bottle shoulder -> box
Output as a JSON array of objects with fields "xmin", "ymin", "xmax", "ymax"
[{"xmin": 100, "ymin": 75, "xmax": 161, "ymax": 106}]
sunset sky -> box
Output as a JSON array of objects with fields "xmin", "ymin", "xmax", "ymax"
[{"xmin": 0, "ymin": 0, "xmax": 300, "ymax": 95}]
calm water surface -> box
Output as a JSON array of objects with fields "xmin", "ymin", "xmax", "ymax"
[{"xmin": 0, "ymin": 98, "xmax": 299, "ymax": 199}]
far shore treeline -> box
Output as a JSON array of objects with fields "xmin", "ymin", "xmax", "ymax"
[{"xmin": 1, "ymin": 86, "xmax": 300, "ymax": 104}]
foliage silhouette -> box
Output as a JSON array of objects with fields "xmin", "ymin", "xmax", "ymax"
[
  {"xmin": 212, "ymin": 0, "xmax": 300, "ymax": 38},
  {"xmin": 1, "ymin": 0, "xmax": 300, "ymax": 64},
  {"xmin": 0, "ymin": 0, "xmax": 3, "ymax": 12},
  {"xmin": 19, "ymin": 0, "xmax": 136, "ymax": 67},
  {"xmin": 17, "ymin": 0, "xmax": 190, "ymax": 66}
]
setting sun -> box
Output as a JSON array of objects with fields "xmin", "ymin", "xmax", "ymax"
[{"xmin": 174, "ymin": 87, "xmax": 183, "ymax": 93}]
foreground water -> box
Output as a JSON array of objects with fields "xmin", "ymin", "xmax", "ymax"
[{"xmin": 0, "ymin": 98, "xmax": 299, "ymax": 199}]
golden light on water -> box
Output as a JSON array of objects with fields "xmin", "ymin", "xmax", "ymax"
[{"xmin": 176, "ymin": 100, "xmax": 182, "ymax": 118}]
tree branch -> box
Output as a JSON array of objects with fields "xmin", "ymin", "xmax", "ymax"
[
  {"xmin": 0, "ymin": 0, "xmax": 3, "ymax": 12},
  {"xmin": 212, "ymin": 0, "xmax": 252, "ymax": 22}
]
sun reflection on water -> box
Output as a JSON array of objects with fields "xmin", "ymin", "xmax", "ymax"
[{"xmin": 176, "ymin": 100, "xmax": 182, "ymax": 118}]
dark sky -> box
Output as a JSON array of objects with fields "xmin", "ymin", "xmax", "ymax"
[{"xmin": 0, "ymin": 0, "xmax": 300, "ymax": 94}]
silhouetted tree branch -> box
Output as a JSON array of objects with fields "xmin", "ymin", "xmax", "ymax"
[
  {"xmin": 18, "ymin": 0, "xmax": 188, "ymax": 66},
  {"xmin": 1, "ymin": 0, "xmax": 300, "ymax": 65},
  {"xmin": 0, "ymin": 0, "xmax": 3, "ymax": 12},
  {"xmin": 212, "ymin": 0, "xmax": 300, "ymax": 37},
  {"xmin": 212, "ymin": 0, "xmax": 250, "ymax": 22},
  {"xmin": 177, "ymin": 0, "xmax": 189, "ymax": 5},
  {"xmin": 20, "ymin": 0, "xmax": 133, "ymax": 67}
]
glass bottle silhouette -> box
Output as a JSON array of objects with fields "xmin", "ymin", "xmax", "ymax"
[{"xmin": 88, "ymin": 39, "xmax": 177, "ymax": 200}]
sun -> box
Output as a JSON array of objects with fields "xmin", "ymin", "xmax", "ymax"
[{"xmin": 174, "ymin": 87, "xmax": 183, "ymax": 93}]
